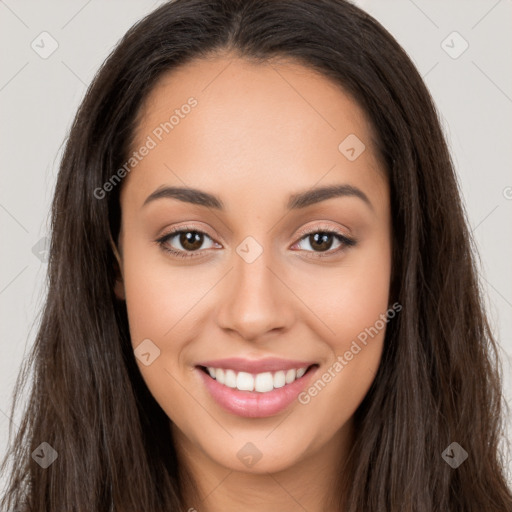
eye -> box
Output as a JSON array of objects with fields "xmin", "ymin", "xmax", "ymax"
[
  {"xmin": 156, "ymin": 226, "xmax": 219, "ymax": 259},
  {"xmin": 291, "ymin": 226, "xmax": 356, "ymax": 258}
]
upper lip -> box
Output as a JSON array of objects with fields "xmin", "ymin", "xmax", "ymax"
[{"xmin": 196, "ymin": 357, "xmax": 317, "ymax": 374}]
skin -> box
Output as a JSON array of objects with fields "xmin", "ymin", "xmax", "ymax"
[{"xmin": 114, "ymin": 52, "xmax": 392, "ymax": 512}]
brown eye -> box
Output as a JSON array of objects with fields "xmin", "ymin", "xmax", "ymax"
[
  {"xmin": 157, "ymin": 227, "xmax": 218, "ymax": 259},
  {"xmin": 293, "ymin": 228, "xmax": 356, "ymax": 257},
  {"xmin": 307, "ymin": 232, "xmax": 336, "ymax": 252},
  {"xmin": 178, "ymin": 231, "xmax": 204, "ymax": 251}
]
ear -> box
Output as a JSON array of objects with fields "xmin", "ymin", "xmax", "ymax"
[{"xmin": 114, "ymin": 264, "xmax": 125, "ymax": 301}]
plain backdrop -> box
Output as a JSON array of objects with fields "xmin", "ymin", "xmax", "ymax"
[{"xmin": 1, "ymin": 0, "xmax": 511, "ymax": 491}]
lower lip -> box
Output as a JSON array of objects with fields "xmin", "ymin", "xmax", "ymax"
[{"xmin": 196, "ymin": 366, "xmax": 318, "ymax": 418}]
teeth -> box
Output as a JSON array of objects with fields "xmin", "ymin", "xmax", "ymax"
[
  {"xmin": 273, "ymin": 370, "xmax": 286, "ymax": 388},
  {"xmin": 255, "ymin": 372, "xmax": 274, "ymax": 393},
  {"xmin": 205, "ymin": 366, "xmax": 310, "ymax": 393},
  {"xmin": 224, "ymin": 369, "xmax": 237, "ymax": 388},
  {"xmin": 236, "ymin": 371, "xmax": 254, "ymax": 391},
  {"xmin": 216, "ymin": 368, "xmax": 225, "ymax": 385},
  {"xmin": 285, "ymin": 369, "xmax": 296, "ymax": 384}
]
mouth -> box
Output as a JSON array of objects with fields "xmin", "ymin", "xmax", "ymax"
[
  {"xmin": 195, "ymin": 358, "xmax": 319, "ymax": 418},
  {"xmin": 197, "ymin": 363, "xmax": 318, "ymax": 393}
]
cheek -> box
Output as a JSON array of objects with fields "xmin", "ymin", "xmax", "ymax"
[
  {"xmin": 295, "ymin": 252, "xmax": 391, "ymax": 443},
  {"xmin": 121, "ymin": 235, "xmax": 214, "ymax": 348},
  {"xmin": 334, "ymin": 254, "xmax": 391, "ymax": 347},
  {"xmin": 295, "ymin": 229, "xmax": 391, "ymax": 417},
  {"xmin": 120, "ymin": 241, "xmax": 208, "ymax": 427},
  {"xmin": 299, "ymin": 226, "xmax": 392, "ymax": 353},
  {"xmin": 120, "ymin": 237, "xmax": 218, "ymax": 416}
]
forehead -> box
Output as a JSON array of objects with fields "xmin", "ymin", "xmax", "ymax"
[{"xmin": 123, "ymin": 55, "xmax": 387, "ymax": 212}]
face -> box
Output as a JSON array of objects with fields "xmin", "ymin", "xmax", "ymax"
[{"xmin": 115, "ymin": 54, "xmax": 392, "ymax": 476}]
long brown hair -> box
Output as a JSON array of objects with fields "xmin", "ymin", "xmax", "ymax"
[{"xmin": 1, "ymin": 0, "xmax": 511, "ymax": 510}]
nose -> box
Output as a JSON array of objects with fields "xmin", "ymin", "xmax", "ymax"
[{"xmin": 216, "ymin": 244, "xmax": 294, "ymax": 342}]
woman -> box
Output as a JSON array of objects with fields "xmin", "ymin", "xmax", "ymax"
[{"xmin": 1, "ymin": 0, "xmax": 511, "ymax": 510}]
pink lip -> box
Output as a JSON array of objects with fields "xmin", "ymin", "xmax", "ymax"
[
  {"xmin": 196, "ymin": 357, "xmax": 316, "ymax": 373},
  {"xmin": 196, "ymin": 364, "xmax": 319, "ymax": 418}
]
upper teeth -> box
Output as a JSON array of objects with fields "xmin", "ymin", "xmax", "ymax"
[{"xmin": 207, "ymin": 366, "xmax": 308, "ymax": 393}]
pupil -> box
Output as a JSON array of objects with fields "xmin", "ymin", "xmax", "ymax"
[
  {"xmin": 311, "ymin": 233, "xmax": 333, "ymax": 252},
  {"xmin": 180, "ymin": 231, "xmax": 203, "ymax": 251}
]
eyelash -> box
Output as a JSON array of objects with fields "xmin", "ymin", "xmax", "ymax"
[{"xmin": 155, "ymin": 224, "xmax": 357, "ymax": 260}]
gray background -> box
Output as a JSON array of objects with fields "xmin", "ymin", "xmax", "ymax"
[{"xmin": 1, "ymin": 0, "xmax": 511, "ymax": 489}]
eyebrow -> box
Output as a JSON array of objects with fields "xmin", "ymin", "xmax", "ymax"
[{"xmin": 142, "ymin": 184, "xmax": 373, "ymax": 211}]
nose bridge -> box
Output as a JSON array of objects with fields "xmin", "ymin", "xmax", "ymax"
[{"xmin": 216, "ymin": 234, "xmax": 291, "ymax": 340}]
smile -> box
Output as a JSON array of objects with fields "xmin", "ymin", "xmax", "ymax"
[
  {"xmin": 200, "ymin": 366, "xmax": 310, "ymax": 393},
  {"xmin": 195, "ymin": 358, "xmax": 319, "ymax": 418}
]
